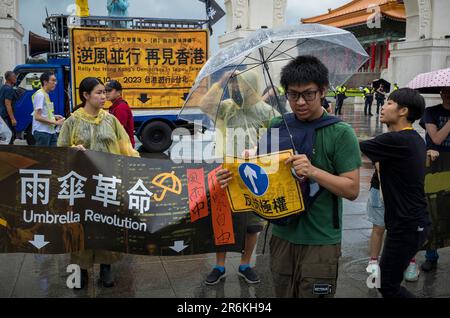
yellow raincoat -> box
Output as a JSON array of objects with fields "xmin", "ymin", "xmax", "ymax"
[
  {"xmin": 57, "ymin": 107, "xmax": 139, "ymax": 157},
  {"xmin": 200, "ymin": 70, "xmax": 278, "ymax": 229},
  {"xmin": 57, "ymin": 107, "xmax": 138, "ymax": 268},
  {"xmin": 200, "ymin": 70, "xmax": 279, "ymax": 158}
]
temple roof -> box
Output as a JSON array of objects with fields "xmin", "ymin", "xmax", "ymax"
[{"xmin": 301, "ymin": 0, "xmax": 405, "ymax": 28}]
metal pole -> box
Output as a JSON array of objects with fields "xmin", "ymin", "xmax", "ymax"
[{"xmin": 259, "ymin": 48, "xmax": 298, "ymax": 155}]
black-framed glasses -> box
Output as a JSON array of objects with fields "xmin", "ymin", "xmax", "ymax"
[{"xmin": 286, "ymin": 90, "xmax": 319, "ymax": 102}]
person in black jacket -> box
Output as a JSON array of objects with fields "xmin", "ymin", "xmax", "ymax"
[
  {"xmin": 375, "ymin": 84, "xmax": 387, "ymax": 115},
  {"xmin": 360, "ymin": 88, "xmax": 431, "ymax": 298}
]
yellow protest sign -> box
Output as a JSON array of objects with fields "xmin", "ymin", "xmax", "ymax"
[
  {"xmin": 224, "ymin": 150, "xmax": 305, "ymax": 220},
  {"xmin": 70, "ymin": 28, "xmax": 208, "ymax": 108}
]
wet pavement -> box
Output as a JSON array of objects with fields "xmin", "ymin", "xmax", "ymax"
[{"xmin": 1, "ymin": 102, "xmax": 449, "ymax": 298}]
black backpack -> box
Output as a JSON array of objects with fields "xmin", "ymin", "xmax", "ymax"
[{"xmin": 257, "ymin": 113, "xmax": 341, "ymax": 228}]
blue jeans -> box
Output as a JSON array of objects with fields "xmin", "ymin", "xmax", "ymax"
[
  {"xmin": 34, "ymin": 131, "xmax": 58, "ymax": 146},
  {"xmin": 425, "ymin": 249, "xmax": 439, "ymax": 262}
]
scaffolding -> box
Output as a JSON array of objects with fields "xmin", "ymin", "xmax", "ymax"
[{"xmin": 43, "ymin": 15, "xmax": 208, "ymax": 58}]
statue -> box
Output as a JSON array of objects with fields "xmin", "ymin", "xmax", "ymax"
[
  {"xmin": 107, "ymin": 0, "xmax": 129, "ymax": 17},
  {"xmin": 0, "ymin": 0, "xmax": 16, "ymax": 19}
]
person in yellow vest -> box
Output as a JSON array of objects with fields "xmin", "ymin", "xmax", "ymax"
[
  {"xmin": 363, "ymin": 82, "xmax": 375, "ymax": 116},
  {"xmin": 393, "ymin": 83, "xmax": 399, "ymax": 91},
  {"xmin": 32, "ymin": 72, "xmax": 65, "ymax": 146},
  {"xmin": 334, "ymin": 84, "xmax": 347, "ymax": 115}
]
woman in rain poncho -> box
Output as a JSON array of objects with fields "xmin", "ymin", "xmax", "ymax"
[
  {"xmin": 199, "ymin": 69, "xmax": 280, "ymax": 285},
  {"xmin": 200, "ymin": 69, "xmax": 280, "ymax": 159},
  {"xmin": 57, "ymin": 77, "xmax": 138, "ymax": 289}
]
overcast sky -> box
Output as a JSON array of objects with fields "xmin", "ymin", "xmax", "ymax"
[{"xmin": 19, "ymin": 0, "xmax": 349, "ymax": 53}]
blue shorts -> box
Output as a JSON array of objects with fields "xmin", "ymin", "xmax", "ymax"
[
  {"xmin": 367, "ymin": 187, "xmax": 385, "ymax": 227},
  {"xmin": 34, "ymin": 131, "xmax": 58, "ymax": 147}
]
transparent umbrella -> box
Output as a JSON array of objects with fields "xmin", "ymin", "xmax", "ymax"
[{"xmin": 178, "ymin": 23, "xmax": 369, "ymax": 156}]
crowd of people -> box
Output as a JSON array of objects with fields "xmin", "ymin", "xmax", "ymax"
[{"xmin": 0, "ymin": 56, "xmax": 449, "ymax": 298}]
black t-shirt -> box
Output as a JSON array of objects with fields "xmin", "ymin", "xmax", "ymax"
[
  {"xmin": 419, "ymin": 104, "xmax": 450, "ymax": 152},
  {"xmin": 321, "ymin": 98, "xmax": 330, "ymax": 110},
  {"xmin": 375, "ymin": 90, "xmax": 386, "ymax": 100},
  {"xmin": 0, "ymin": 84, "xmax": 17, "ymax": 120},
  {"xmin": 360, "ymin": 130, "xmax": 430, "ymax": 232}
]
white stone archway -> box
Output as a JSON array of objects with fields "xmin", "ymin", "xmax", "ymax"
[
  {"xmin": 386, "ymin": 0, "xmax": 450, "ymax": 103},
  {"xmin": 219, "ymin": 0, "xmax": 287, "ymax": 48},
  {"xmin": 0, "ymin": 0, "xmax": 24, "ymax": 81}
]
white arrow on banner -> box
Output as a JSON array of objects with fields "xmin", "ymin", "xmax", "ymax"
[
  {"xmin": 29, "ymin": 235, "xmax": 50, "ymax": 250},
  {"xmin": 244, "ymin": 165, "xmax": 258, "ymax": 194},
  {"xmin": 169, "ymin": 240, "xmax": 188, "ymax": 253}
]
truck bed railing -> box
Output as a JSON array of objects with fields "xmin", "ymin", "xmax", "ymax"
[{"xmin": 43, "ymin": 15, "xmax": 208, "ymax": 58}]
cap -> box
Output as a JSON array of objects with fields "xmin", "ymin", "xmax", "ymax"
[{"xmin": 105, "ymin": 80, "xmax": 122, "ymax": 92}]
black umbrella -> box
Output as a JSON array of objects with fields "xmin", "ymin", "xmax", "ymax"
[{"xmin": 373, "ymin": 78, "xmax": 391, "ymax": 93}]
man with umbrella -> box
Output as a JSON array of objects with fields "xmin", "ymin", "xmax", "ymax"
[
  {"xmin": 200, "ymin": 69, "xmax": 279, "ymax": 285},
  {"xmin": 373, "ymin": 79, "xmax": 391, "ymax": 115},
  {"xmin": 179, "ymin": 23, "xmax": 368, "ymax": 294},
  {"xmin": 216, "ymin": 56, "xmax": 362, "ymax": 297}
]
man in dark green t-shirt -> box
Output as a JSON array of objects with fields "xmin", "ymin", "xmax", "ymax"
[{"xmin": 216, "ymin": 56, "xmax": 361, "ymax": 297}]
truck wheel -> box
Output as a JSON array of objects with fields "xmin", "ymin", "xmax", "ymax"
[
  {"xmin": 141, "ymin": 121, "xmax": 173, "ymax": 153},
  {"xmin": 25, "ymin": 125, "xmax": 35, "ymax": 145}
]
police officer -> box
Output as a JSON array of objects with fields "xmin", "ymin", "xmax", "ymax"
[
  {"xmin": 334, "ymin": 84, "xmax": 347, "ymax": 115},
  {"xmin": 31, "ymin": 79, "xmax": 41, "ymax": 90},
  {"xmin": 363, "ymin": 83, "xmax": 375, "ymax": 116}
]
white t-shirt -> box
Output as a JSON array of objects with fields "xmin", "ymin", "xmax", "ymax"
[{"xmin": 32, "ymin": 90, "xmax": 55, "ymax": 134}]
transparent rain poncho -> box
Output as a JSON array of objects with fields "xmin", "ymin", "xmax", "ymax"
[{"xmin": 199, "ymin": 69, "xmax": 279, "ymax": 158}]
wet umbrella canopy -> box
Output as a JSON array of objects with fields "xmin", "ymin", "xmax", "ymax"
[
  {"xmin": 178, "ymin": 24, "xmax": 368, "ymax": 157},
  {"xmin": 408, "ymin": 67, "xmax": 450, "ymax": 94},
  {"xmin": 373, "ymin": 78, "xmax": 391, "ymax": 93}
]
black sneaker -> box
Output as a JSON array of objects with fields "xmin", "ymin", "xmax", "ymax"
[
  {"xmin": 238, "ymin": 267, "xmax": 260, "ymax": 284},
  {"xmin": 421, "ymin": 260, "xmax": 437, "ymax": 272},
  {"xmin": 99, "ymin": 264, "xmax": 115, "ymax": 288},
  {"xmin": 205, "ymin": 268, "xmax": 226, "ymax": 285}
]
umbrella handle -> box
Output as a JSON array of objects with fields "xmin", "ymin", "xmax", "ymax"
[{"xmin": 291, "ymin": 167, "xmax": 305, "ymax": 182}]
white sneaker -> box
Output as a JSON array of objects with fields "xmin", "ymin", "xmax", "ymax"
[
  {"xmin": 404, "ymin": 262, "xmax": 420, "ymax": 282},
  {"xmin": 366, "ymin": 260, "xmax": 380, "ymax": 277}
]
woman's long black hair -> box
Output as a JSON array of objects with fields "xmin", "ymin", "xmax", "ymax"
[{"xmin": 73, "ymin": 77, "xmax": 104, "ymax": 111}]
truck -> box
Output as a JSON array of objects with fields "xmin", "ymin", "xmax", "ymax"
[{"xmin": 13, "ymin": 14, "xmax": 209, "ymax": 152}]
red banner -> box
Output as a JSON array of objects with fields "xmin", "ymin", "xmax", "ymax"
[
  {"xmin": 207, "ymin": 166, "xmax": 235, "ymax": 246},
  {"xmin": 187, "ymin": 168, "xmax": 208, "ymax": 222}
]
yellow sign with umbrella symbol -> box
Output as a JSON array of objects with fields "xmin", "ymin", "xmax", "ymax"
[{"xmin": 151, "ymin": 171, "xmax": 182, "ymax": 202}]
